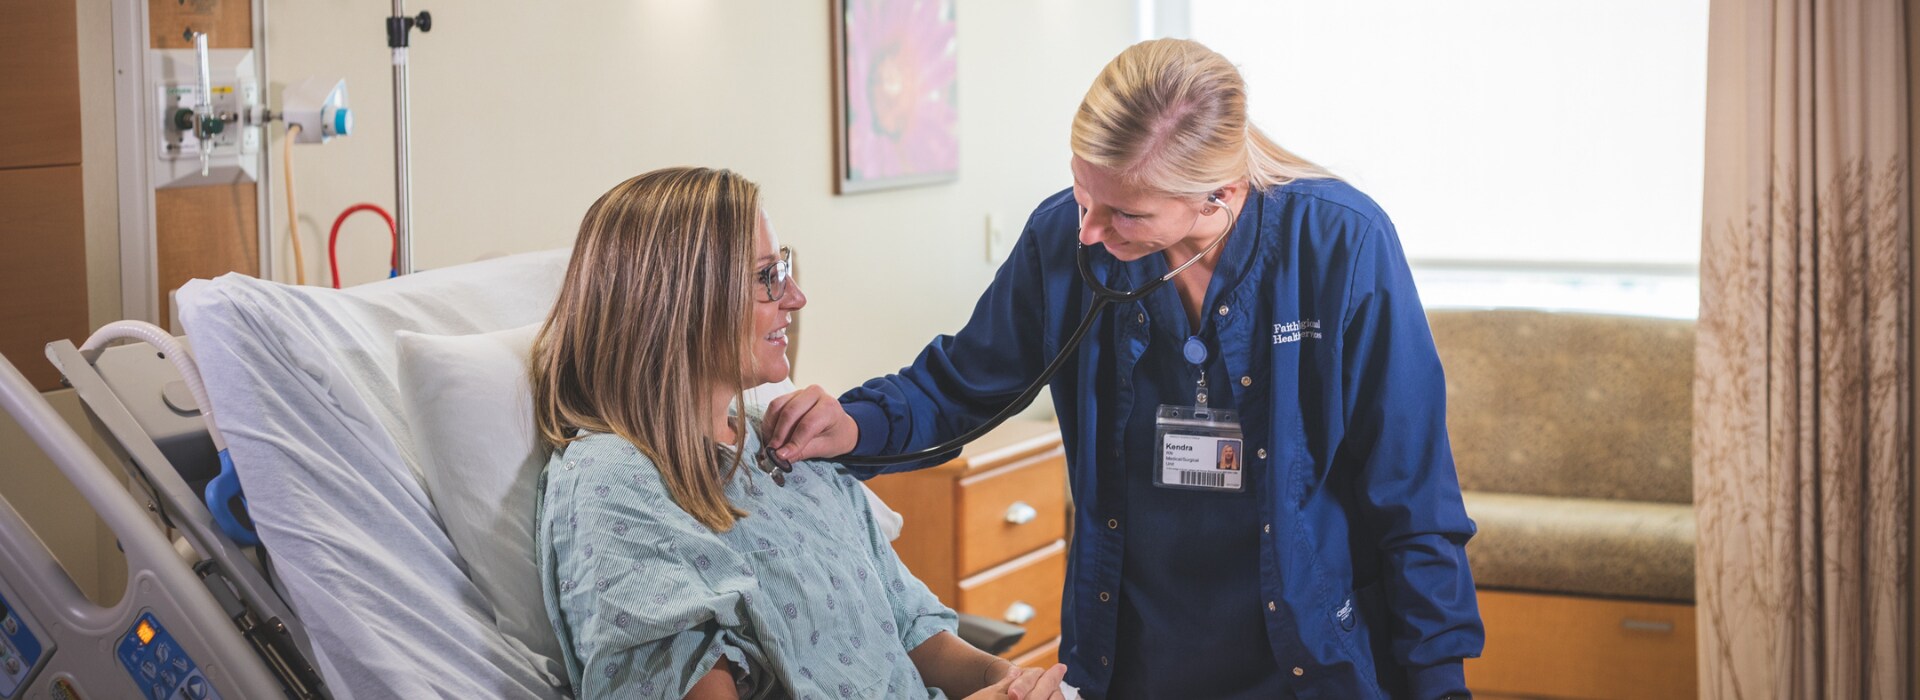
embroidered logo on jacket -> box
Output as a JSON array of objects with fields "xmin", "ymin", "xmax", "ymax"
[{"xmin": 1273, "ymin": 319, "xmax": 1323, "ymax": 345}]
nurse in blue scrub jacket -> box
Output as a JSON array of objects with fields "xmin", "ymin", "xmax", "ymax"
[{"xmin": 765, "ymin": 39, "xmax": 1483, "ymax": 700}]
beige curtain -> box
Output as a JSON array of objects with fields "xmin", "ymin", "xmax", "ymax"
[{"xmin": 1695, "ymin": 0, "xmax": 1912, "ymax": 697}]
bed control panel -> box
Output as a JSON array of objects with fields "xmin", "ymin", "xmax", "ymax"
[
  {"xmin": 116, "ymin": 612, "xmax": 222, "ymax": 700},
  {"xmin": 0, "ymin": 590, "xmax": 46, "ymax": 699}
]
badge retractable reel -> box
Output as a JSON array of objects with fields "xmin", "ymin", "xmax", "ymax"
[{"xmin": 1153, "ymin": 333, "xmax": 1246, "ymax": 492}]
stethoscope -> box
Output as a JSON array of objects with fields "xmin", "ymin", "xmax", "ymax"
[{"xmin": 811, "ymin": 193, "xmax": 1236, "ymax": 469}]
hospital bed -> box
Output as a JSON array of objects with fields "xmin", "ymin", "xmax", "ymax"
[{"xmin": 0, "ymin": 250, "xmax": 1022, "ymax": 699}]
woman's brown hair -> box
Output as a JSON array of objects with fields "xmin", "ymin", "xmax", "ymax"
[{"xmin": 532, "ymin": 167, "xmax": 760, "ymax": 531}]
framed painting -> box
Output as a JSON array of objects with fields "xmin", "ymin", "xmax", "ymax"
[{"xmin": 832, "ymin": 0, "xmax": 958, "ymax": 193}]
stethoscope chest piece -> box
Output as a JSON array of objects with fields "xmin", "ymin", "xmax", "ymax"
[{"xmin": 758, "ymin": 440, "xmax": 795, "ymax": 486}]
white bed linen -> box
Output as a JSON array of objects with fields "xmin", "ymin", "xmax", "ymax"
[{"xmin": 179, "ymin": 250, "xmax": 573, "ymax": 699}]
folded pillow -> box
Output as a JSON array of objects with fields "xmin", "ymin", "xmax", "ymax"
[{"xmin": 396, "ymin": 323, "xmax": 564, "ymax": 682}]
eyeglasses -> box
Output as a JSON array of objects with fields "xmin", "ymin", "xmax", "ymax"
[{"xmin": 756, "ymin": 247, "xmax": 794, "ymax": 302}]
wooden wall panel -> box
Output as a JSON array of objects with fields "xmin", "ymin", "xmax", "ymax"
[
  {"xmin": 155, "ymin": 183, "xmax": 259, "ymax": 324},
  {"xmin": 0, "ymin": 166, "xmax": 89, "ymax": 391},
  {"xmin": 149, "ymin": 0, "xmax": 253, "ymax": 50},
  {"xmin": 0, "ymin": 2, "xmax": 82, "ymax": 169}
]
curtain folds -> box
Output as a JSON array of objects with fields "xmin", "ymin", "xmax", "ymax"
[{"xmin": 1695, "ymin": 0, "xmax": 1912, "ymax": 697}]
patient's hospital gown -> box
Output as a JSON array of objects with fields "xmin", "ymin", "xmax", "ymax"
[{"xmin": 537, "ymin": 427, "xmax": 958, "ymax": 699}]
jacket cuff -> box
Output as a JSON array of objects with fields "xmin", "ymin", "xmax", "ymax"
[
  {"xmin": 1407, "ymin": 661, "xmax": 1469, "ymax": 700},
  {"xmin": 844, "ymin": 401, "xmax": 890, "ymax": 457}
]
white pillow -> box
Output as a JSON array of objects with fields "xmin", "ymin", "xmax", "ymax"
[
  {"xmin": 396, "ymin": 325, "xmax": 907, "ymax": 685},
  {"xmin": 396, "ymin": 324, "xmax": 563, "ymax": 682}
]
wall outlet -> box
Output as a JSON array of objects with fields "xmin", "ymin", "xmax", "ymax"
[{"xmin": 985, "ymin": 213, "xmax": 1013, "ymax": 262}]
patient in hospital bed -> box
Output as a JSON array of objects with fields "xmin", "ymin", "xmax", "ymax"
[{"xmin": 528, "ymin": 167, "xmax": 1068, "ymax": 699}]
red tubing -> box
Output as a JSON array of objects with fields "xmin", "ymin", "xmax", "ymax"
[{"xmin": 328, "ymin": 204, "xmax": 397, "ymax": 289}]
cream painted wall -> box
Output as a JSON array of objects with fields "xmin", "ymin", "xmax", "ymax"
[{"xmin": 262, "ymin": 0, "xmax": 1136, "ymax": 393}]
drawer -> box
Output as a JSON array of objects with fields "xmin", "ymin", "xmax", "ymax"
[
  {"xmin": 1467, "ymin": 588, "xmax": 1696, "ymax": 699},
  {"xmin": 1013, "ymin": 638, "xmax": 1061, "ymax": 669},
  {"xmin": 958, "ymin": 451, "xmax": 1067, "ymax": 576},
  {"xmin": 957, "ymin": 540, "xmax": 1066, "ymax": 659}
]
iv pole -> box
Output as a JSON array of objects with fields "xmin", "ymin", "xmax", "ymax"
[{"xmin": 387, "ymin": 2, "xmax": 430, "ymax": 275}]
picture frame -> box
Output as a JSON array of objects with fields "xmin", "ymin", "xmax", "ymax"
[{"xmin": 831, "ymin": 0, "xmax": 959, "ymax": 194}]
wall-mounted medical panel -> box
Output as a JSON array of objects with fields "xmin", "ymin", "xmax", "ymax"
[
  {"xmin": 147, "ymin": 49, "xmax": 260, "ymax": 190},
  {"xmin": 115, "ymin": 0, "xmax": 265, "ymax": 328}
]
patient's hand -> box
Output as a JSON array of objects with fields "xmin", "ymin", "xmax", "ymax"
[{"xmin": 764, "ymin": 385, "xmax": 859, "ymax": 462}]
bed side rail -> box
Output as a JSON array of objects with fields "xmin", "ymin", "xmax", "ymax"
[
  {"xmin": 0, "ymin": 351, "xmax": 288, "ymax": 699},
  {"xmin": 45, "ymin": 339, "xmax": 328, "ymax": 698}
]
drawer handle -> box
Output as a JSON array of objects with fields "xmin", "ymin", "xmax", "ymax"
[
  {"xmin": 1004, "ymin": 602, "xmax": 1036, "ymax": 625},
  {"xmin": 1005, "ymin": 501, "xmax": 1038, "ymax": 525},
  {"xmin": 1621, "ymin": 618, "xmax": 1674, "ymax": 634}
]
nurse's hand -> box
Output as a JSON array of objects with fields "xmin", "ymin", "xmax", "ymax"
[
  {"xmin": 963, "ymin": 663, "xmax": 1068, "ymax": 700},
  {"xmin": 1008, "ymin": 663, "xmax": 1069, "ymax": 700},
  {"xmin": 763, "ymin": 385, "xmax": 859, "ymax": 462}
]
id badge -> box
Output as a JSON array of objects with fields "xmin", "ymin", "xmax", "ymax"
[{"xmin": 1154, "ymin": 404, "xmax": 1246, "ymax": 492}]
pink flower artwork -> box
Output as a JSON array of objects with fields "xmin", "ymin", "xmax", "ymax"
[{"xmin": 839, "ymin": 0, "xmax": 957, "ymax": 191}]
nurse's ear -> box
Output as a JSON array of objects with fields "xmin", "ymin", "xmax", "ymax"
[{"xmin": 1203, "ymin": 190, "xmax": 1226, "ymax": 215}]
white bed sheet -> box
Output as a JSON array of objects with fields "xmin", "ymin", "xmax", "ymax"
[{"xmin": 179, "ymin": 250, "xmax": 573, "ymax": 699}]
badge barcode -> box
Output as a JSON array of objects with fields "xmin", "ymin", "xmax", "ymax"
[{"xmin": 1179, "ymin": 471, "xmax": 1228, "ymax": 488}]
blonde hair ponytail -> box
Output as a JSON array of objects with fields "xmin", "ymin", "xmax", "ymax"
[{"xmin": 1071, "ymin": 38, "xmax": 1332, "ymax": 197}]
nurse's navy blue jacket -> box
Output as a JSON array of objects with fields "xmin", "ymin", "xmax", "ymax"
[{"xmin": 839, "ymin": 179, "xmax": 1484, "ymax": 699}]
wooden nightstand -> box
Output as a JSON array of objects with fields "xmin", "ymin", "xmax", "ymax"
[{"xmin": 863, "ymin": 420, "xmax": 1069, "ymax": 668}]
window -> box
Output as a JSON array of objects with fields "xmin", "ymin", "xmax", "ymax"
[{"xmin": 1160, "ymin": 0, "xmax": 1710, "ymax": 318}]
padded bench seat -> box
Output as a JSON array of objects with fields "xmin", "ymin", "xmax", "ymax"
[{"xmin": 1462, "ymin": 491, "xmax": 1694, "ymax": 602}]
